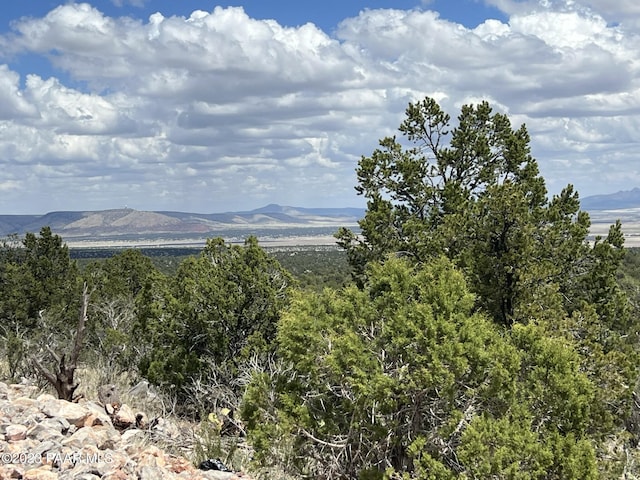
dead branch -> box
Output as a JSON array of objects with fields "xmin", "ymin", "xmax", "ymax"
[
  {"xmin": 45, "ymin": 344, "xmax": 61, "ymax": 364},
  {"xmin": 300, "ymin": 428, "xmax": 348, "ymax": 449},
  {"xmin": 31, "ymin": 283, "xmax": 89, "ymax": 402},
  {"xmin": 71, "ymin": 282, "xmax": 89, "ymax": 367}
]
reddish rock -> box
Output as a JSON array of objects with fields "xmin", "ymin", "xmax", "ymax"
[
  {"xmin": 102, "ymin": 470, "xmax": 130, "ymax": 480},
  {"xmin": 166, "ymin": 454, "xmax": 197, "ymax": 474},
  {"xmin": 0, "ymin": 382, "xmax": 255, "ymax": 480},
  {"xmin": 5, "ymin": 424, "xmax": 27, "ymax": 441},
  {"xmin": 133, "ymin": 445, "xmax": 167, "ymax": 468},
  {"xmin": 112, "ymin": 404, "xmax": 136, "ymax": 430},
  {"xmin": 0, "ymin": 464, "xmax": 24, "ymax": 479},
  {"xmin": 62, "ymin": 424, "xmax": 121, "ymax": 450},
  {"xmin": 84, "ymin": 401, "xmax": 114, "ymax": 427}
]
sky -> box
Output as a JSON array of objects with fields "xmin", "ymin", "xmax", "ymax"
[{"xmin": 0, "ymin": 1, "xmax": 639, "ymax": 214}]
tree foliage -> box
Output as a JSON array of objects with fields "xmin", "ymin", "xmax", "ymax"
[
  {"xmin": 242, "ymin": 257, "xmax": 600, "ymax": 478},
  {"xmin": 335, "ymin": 97, "xmax": 623, "ymax": 330},
  {"xmin": 0, "ymin": 228, "xmax": 80, "ymax": 379},
  {"xmin": 82, "ymin": 249, "xmax": 162, "ymax": 370},
  {"xmin": 334, "ymin": 96, "xmax": 635, "ymax": 420},
  {"xmin": 0, "ymin": 227, "xmax": 79, "ymax": 332},
  {"xmin": 138, "ymin": 236, "xmax": 293, "ymax": 396}
]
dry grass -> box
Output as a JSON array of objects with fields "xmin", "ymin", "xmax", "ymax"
[
  {"xmin": 0, "ymin": 357, "xmax": 254, "ymax": 472},
  {"xmin": 75, "ymin": 360, "xmax": 170, "ymax": 418},
  {"xmin": 74, "ymin": 361, "xmax": 250, "ymax": 468}
]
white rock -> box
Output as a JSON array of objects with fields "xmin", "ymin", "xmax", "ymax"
[
  {"xmin": 121, "ymin": 428, "xmax": 145, "ymax": 444},
  {"xmin": 62, "ymin": 425, "xmax": 120, "ymax": 450},
  {"xmin": 41, "ymin": 399, "xmax": 91, "ymax": 428},
  {"xmin": 26, "ymin": 422, "xmax": 64, "ymax": 442}
]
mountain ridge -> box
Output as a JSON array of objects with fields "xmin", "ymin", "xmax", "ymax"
[
  {"xmin": 3, "ymin": 191, "xmax": 639, "ymax": 245},
  {"xmin": 0, "ymin": 204, "xmax": 366, "ymax": 239},
  {"xmin": 580, "ymin": 187, "xmax": 640, "ymax": 210}
]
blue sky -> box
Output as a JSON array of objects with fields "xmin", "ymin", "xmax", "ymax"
[
  {"xmin": 0, "ymin": 1, "xmax": 508, "ymax": 32},
  {"xmin": 0, "ymin": 1, "xmax": 639, "ymax": 214}
]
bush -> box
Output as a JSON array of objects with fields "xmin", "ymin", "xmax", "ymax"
[
  {"xmin": 242, "ymin": 257, "xmax": 601, "ymax": 478},
  {"xmin": 138, "ymin": 237, "xmax": 293, "ymax": 401}
]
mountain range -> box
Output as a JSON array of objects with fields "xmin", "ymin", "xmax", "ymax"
[
  {"xmin": 0, "ymin": 204, "xmax": 366, "ymax": 240},
  {"xmin": 579, "ymin": 187, "xmax": 640, "ymax": 211},
  {"xmin": 1, "ymin": 188, "xmax": 639, "ymax": 245}
]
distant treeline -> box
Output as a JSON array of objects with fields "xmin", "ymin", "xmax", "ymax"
[
  {"xmin": 70, "ymin": 247, "xmax": 202, "ymax": 260},
  {"xmin": 71, "ymin": 244, "xmax": 352, "ymax": 291}
]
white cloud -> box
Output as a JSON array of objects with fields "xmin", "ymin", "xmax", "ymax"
[
  {"xmin": 23, "ymin": 75, "xmax": 141, "ymax": 135},
  {"xmin": 484, "ymin": 0, "xmax": 640, "ymax": 26},
  {"xmin": 0, "ymin": 3, "xmax": 640, "ymax": 213},
  {"xmin": 0, "ymin": 180, "xmax": 21, "ymax": 192},
  {"xmin": 0, "ymin": 65, "xmax": 38, "ymax": 119}
]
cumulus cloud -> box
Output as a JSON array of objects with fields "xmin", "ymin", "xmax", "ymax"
[
  {"xmin": 0, "ymin": 65, "xmax": 39, "ymax": 119},
  {"xmin": 0, "ymin": 2, "xmax": 639, "ymax": 213},
  {"xmin": 484, "ymin": 0, "xmax": 640, "ymax": 24},
  {"xmin": 22, "ymin": 75, "xmax": 143, "ymax": 135}
]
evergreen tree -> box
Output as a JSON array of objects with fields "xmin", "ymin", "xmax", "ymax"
[
  {"xmin": 242, "ymin": 257, "xmax": 600, "ymax": 478},
  {"xmin": 335, "ymin": 98, "xmax": 609, "ymax": 327},
  {"xmin": 0, "ymin": 227, "xmax": 79, "ymax": 332},
  {"xmin": 0, "ymin": 228, "xmax": 80, "ymax": 378},
  {"xmin": 138, "ymin": 236, "xmax": 293, "ymax": 395},
  {"xmin": 324, "ymin": 96, "xmax": 638, "ymax": 471}
]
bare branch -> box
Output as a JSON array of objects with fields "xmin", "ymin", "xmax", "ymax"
[
  {"xmin": 70, "ymin": 283, "xmax": 89, "ymax": 366},
  {"xmin": 299, "ymin": 428, "xmax": 348, "ymax": 449},
  {"xmin": 31, "ymin": 356, "xmax": 57, "ymax": 386},
  {"xmin": 31, "ymin": 283, "xmax": 89, "ymax": 402},
  {"xmin": 45, "ymin": 344, "xmax": 61, "ymax": 364}
]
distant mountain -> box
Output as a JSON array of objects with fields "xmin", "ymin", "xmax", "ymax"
[
  {"xmin": 247, "ymin": 204, "xmax": 366, "ymax": 217},
  {"xmin": 0, "ymin": 205, "xmax": 365, "ymax": 239},
  {"xmin": 580, "ymin": 188, "xmax": 640, "ymax": 210}
]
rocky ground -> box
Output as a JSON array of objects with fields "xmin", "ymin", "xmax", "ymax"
[{"xmin": 0, "ymin": 382, "xmax": 251, "ymax": 480}]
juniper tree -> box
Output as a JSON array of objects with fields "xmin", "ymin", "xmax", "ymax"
[
  {"xmin": 138, "ymin": 236, "xmax": 293, "ymax": 396},
  {"xmin": 242, "ymin": 257, "xmax": 600, "ymax": 478},
  {"xmin": 328, "ymin": 96, "xmax": 637, "ymax": 472},
  {"xmin": 335, "ymin": 97, "xmax": 608, "ymax": 328}
]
